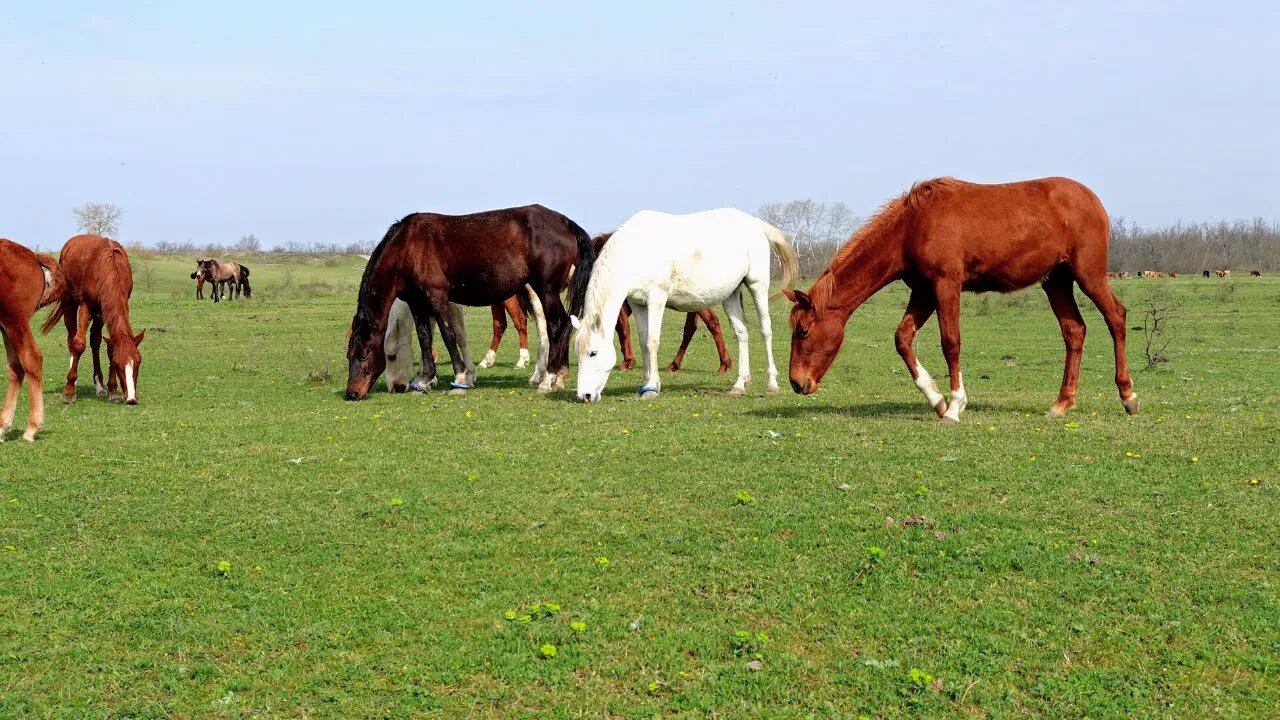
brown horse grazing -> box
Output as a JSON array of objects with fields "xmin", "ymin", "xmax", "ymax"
[
  {"xmin": 42, "ymin": 235, "xmax": 146, "ymax": 405},
  {"xmin": 345, "ymin": 205, "xmax": 595, "ymax": 400},
  {"xmin": 1250, "ymin": 270, "xmax": 1262, "ymax": 277},
  {"xmin": 477, "ymin": 296, "xmax": 531, "ymax": 369},
  {"xmin": 0, "ymin": 240, "xmax": 63, "ymax": 442},
  {"xmin": 591, "ymin": 232, "xmax": 733, "ymax": 373},
  {"xmin": 784, "ymin": 177, "xmax": 1137, "ymax": 423}
]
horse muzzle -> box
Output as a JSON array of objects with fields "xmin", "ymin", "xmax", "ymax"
[{"xmin": 790, "ymin": 377, "xmax": 818, "ymax": 395}]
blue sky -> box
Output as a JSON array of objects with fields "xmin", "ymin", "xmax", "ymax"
[{"xmin": 2, "ymin": 1, "xmax": 1277, "ymax": 249}]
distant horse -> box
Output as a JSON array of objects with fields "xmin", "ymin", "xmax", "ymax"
[
  {"xmin": 42, "ymin": 235, "xmax": 145, "ymax": 405},
  {"xmin": 1168, "ymin": 271, "xmax": 1177, "ymax": 278},
  {"xmin": 0, "ymin": 239, "xmax": 63, "ymax": 441},
  {"xmin": 345, "ymin": 204, "xmax": 595, "ymax": 400},
  {"xmin": 592, "ymin": 231, "xmax": 733, "ymax": 374},
  {"xmin": 383, "ymin": 298, "xmax": 473, "ymax": 393},
  {"xmin": 572, "ymin": 209, "xmax": 797, "ymax": 401},
  {"xmin": 1217, "ymin": 269, "xmax": 1232, "ymax": 278},
  {"xmin": 1120, "ymin": 271, "xmax": 1132, "ymax": 279},
  {"xmin": 784, "ymin": 177, "xmax": 1137, "ymax": 422},
  {"xmin": 1251, "ymin": 270, "xmax": 1262, "ymax": 277},
  {"xmin": 1106, "ymin": 271, "xmax": 1117, "ymax": 279},
  {"xmin": 1202, "ymin": 270, "xmax": 1211, "ymax": 278},
  {"xmin": 477, "ymin": 296, "xmax": 530, "ymax": 369},
  {"xmin": 196, "ymin": 259, "xmax": 249, "ymax": 301}
]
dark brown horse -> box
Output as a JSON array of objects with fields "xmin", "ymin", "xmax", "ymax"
[
  {"xmin": 784, "ymin": 177, "xmax": 1137, "ymax": 422},
  {"xmin": 345, "ymin": 204, "xmax": 595, "ymax": 400},
  {"xmin": 591, "ymin": 232, "xmax": 733, "ymax": 373},
  {"xmin": 42, "ymin": 235, "xmax": 146, "ymax": 405},
  {"xmin": 195, "ymin": 259, "xmax": 250, "ymax": 301},
  {"xmin": 0, "ymin": 239, "xmax": 63, "ymax": 441}
]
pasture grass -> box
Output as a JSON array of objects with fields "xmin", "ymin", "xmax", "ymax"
[{"xmin": 2, "ymin": 258, "xmax": 1278, "ymax": 718}]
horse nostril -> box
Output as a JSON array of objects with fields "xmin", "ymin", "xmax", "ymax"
[
  {"xmin": 125, "ymin": 398, "xmax": 137, "ymax": 406},
  {"xmin": 790, "ymin": 378, "xmax": 802, "ymax": 393},
  {"xmin": 582, "ymin": 393, "xmax": 593, "ymax": 403}
]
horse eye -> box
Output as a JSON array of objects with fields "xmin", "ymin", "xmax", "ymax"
[
  {"xmin": 589, "ymin": 350, "xmax": 599, "ymax": 358},
  {"xmin": 796, "ymin": 325, "xmax": 809, "ymax": 339}
]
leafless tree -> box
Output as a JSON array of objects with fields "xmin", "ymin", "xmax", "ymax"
[
  {"xmin": 72, "ymin": 202, "xmax": 123, "ymax": 238},
  {"xmin": 236, "ymin": 233, "xmax": 262, "ymax": 253},
  {"xmin": 759, "ymin": 200, "xmax": 860, "ymax": 278}
]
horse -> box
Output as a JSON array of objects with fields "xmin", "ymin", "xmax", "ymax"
[
  {"xmin": 571, "ymin": 208, "xmax": 798, "ymax": 401},
  {"xmin": 1251, "ymin": 270, "xmax": 1262, "ymax": 277},
  {"xmin": 1169, "ymin": 271, "xmax": 1177, "ymax": 278},
  {"xmin": 1217, "ymin": 269, "xmax": 1232, "ymax": 278},
  {"xmin": 1203, "ymin": 270, "xmax": 1211, "ymax": 278},
  {"xmin": 477, "ymin": 296, "xmax": 530, "ymax": 369},
  {"xmin": 0, "ymin": 240, "xmax": 63, "ymax": 442},
  {"xmin": 345, "ymin": 204, "xmax": 594, "ymax": 400},
  {"xmin": 1120, "ymin": 271, "xmax": 1132, "ymax": 279},
  {"xmin": 783, "ymin": 177, "xmax": 1137, "ymax": 423},
  {"xmin": 592, "ymin": 231, "xmax": 733, "ymax": 374},
  {"xmin": 41, "ymin": 235, "xmax": 145, "ymax": 405},
  {"xmin": 196, "ymin": 259, "xmax": 247, "ymax": 302}
]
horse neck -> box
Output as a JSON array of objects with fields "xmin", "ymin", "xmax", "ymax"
[
  {"xmin": 816, "ymin": 213, "xmax": 909, "ymax": 320},
  {"xmin": 581, "ymin": 258, "xmax": 630, "ymax": 337},
  {"xmin": 98, "ymin": 255, "xmax": 135, "ymax": 340}
]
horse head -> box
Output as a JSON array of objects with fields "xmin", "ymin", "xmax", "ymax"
[
  {"xmin": 782, "ymin": 286, "xmax": 845, "ymax": 395},
  {"xmin": 571, "ymin": 313, "xmax": 616, "ymax": 403},
  {"xmin": 106, "ymin": 329, "xmax": 145, "ymax": 405}
]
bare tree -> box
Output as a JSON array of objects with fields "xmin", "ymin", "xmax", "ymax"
[
  {"xmin": 73, "ymin": 202, "xmax": 123, "ymax": 238},
  {"xmin": 236, "ymin": 233, "xmax": 262, "ymax": 253},
  {"xmin": 759, "ymin": 199, "xmax": 860, "ymax": 277}
]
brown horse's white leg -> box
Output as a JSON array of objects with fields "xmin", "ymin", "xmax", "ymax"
[
  {"xmin": 526, "ymin": 285, "xmax": 550, "ymax": 388},
  {"xmin": 934, "ymin": 282, "xmax": 967, "ymax": 423},
  {"xmin": 895, "ymin": 289, "xmax": 946, "ymax": 417},
  {"xmin": 89, "ymin": 317, "xmax": 107, "ymax": 398},
  {"xmin": 721, "ymin": 289, "xmax": 752, "ymax": 396},
  {"xmin": 1077, "ymin": 274, "xmax": 1138, "ymax": 415},
  {"xmin": 508, "ymin": 297, "xmax": 530, "ymax": 368},
  {"xmin": 61, "ymin": 303, "xmax": 88, "ymax": 403},
  {"xmin": 479, "ymin": 303, "xmax": 505, "ymax": 368},
  {"xmin": 1043, "ymin": 271, "xmax": 1086, "ymax": 417}
]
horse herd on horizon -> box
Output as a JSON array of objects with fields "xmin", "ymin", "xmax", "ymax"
[
  {"xmin": 3, "ymin": 175, "xmax": 1267, "ymax": 443},
  {"xmin": 1107, "ymin": 269, "xmax": 1261, "ymax": 279}
]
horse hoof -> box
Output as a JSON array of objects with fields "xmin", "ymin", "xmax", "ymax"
[
  {"xmin": 1123, "ymin": 396, "xmax": 1140, "ymax": 415},
  {"xmin": 665, "ymin": 363, "xmax": 681, "ymax": 373},
  {"xmin": 62, "ymin": 393, "xmax": 77, "ymax": 404},
  {"xmin": 639, "ymin": 390, "xmax": 659, "ymax": 400},
  {"xmin": 21, "ymin": 431, "xmax": 36, "ymax": 443},
  {"xmin": 717, "ymin": 364, "xmax": 731, "ymax": 374},
  {"xmin": 107, "ymin": 395, "xmax": 123, "ymax": 404},
  {"xmin": 1046, "ymin": 406, "xmax": 1066, "ymax": 418},
  {"xmin": 933, "ymin": 401, "xmax": 949, "ymax": 418},
  {"xmin": 939, "ymin": 415, "xmax": 961, "ymax": 425},
  {"xmin": 766, "ymin": 384, "xmax": 780, "ymax": 394},
  {"xmin": 515, "ymin": 360, "xmax": 528, "ymax": 369},
  {"xmin": 95, "ymin": 387, "xmax": 107, "ymax": 398},
  {"xmin": 447, "ymin": 388, "xmax": 467, "ymax": 396},
  {"xmin": 726, "ymin": 387, "xmax": 745, "ymax": 397}
]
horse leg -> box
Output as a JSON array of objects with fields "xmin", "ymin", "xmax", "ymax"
[
  {"xmin": 745, "ymin": 277, "xmax": 779, "ymax": 392},
  {"xmin": 934, "ymin": 281, "xmax": 967, "ymax": 423},
  {"xmin": 407, "ymin": 296, "xmax": 437, "ymax": 392},
  {"xmin": 0, "ymin": 330, "xmax": 20, "ymax": 440},
  {"xmin": 89, "ymin": 316, "xmax": 107, "ymax": 397},
  {"xmin": 703, "ymin": 309, "xmax": 733, "ymax": 373},
  {"xmin": 616, "ymin": 303, "xmax": 635, "ymax": 371},
  {"xmin": 525, "ymin": 285, "xmax": 549, "ymax": 387},
  {"xmin": 62, "ymin": 303, "xmax": 88, "ymax": 403},
  {"xmin": 450, "ymin": 303, "xmax": 476, "ymax": 387},
  {"xmin": 536, "ymin": 286, "xmax": 570, "ymax": 392},
  {"xmin": 509, "ymin": 297, "xmax": 530, "ymax": 368},
  {"xmin": 479, "ymin": 304, "xmax": 505, "ymax": 368},
  {"xmin": 721, "ymin": 288, "xmax": 751, "ymax": 396},
  {"xmin": 665, "ymin": 313, "xmax": 699, "ymax": 372},
  {"xmin": 16, "ymin": 327, "xmax": 43, "ymax": 442},
  {"xmin": 895, "ymin": 288, "xmax": 946, "ymax": 417},
  {"xmin": 427, "ymin": 295, "xmax": 469, "ymax": 395},
  {"xmin": 630, "ymin": 301, "xmax": 660, "ymax": 399},
  {"xmin": 1043, "ymin": 269, "xmax": 1087, "ymax": 417},
  {"xmin": 1076, "ymin": 271, "xmax": 1139, "ymax": 415}
]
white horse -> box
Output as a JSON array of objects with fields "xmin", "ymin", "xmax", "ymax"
[
  {"xmin": 570, "ymin": 208, "xmax": 798, "ymax": 402},
  {"xmin": 384, "ymin": 299, "xmax": 476, "ymax": 395}
]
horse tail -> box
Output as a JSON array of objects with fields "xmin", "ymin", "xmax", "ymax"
[
  {"xmin": 239, "ymin": 265, "xmax": 251, "ymax": 298},
  {"xmin": 563, "ymin": 217, "xmax": 595, "ymax": 317},
  {"xmin": 762, "ymin": 221, "xmax": 798, "ymax": 294}
]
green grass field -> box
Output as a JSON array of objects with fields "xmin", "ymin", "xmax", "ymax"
[{"xmin": 2, "ymin": 255, "xmax": 1277, "ymax": 718}]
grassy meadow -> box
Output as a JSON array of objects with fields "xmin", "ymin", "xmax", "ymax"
[{"xmin": 1, "ymin": 253, "xmax": 1278, "ymax": 718}]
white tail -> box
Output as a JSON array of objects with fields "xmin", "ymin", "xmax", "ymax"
[{"xmin": 762, "ymin": 222, "xmax": 798, "ymax": 292}]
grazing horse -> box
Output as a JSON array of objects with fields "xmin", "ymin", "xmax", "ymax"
[
  {"xmin": 1169, "ymin": 271, "xmax": 1177, "ymax": 278},
  {"xmin": 1203, "ymin": 270, "xmax": 1211, "ymax": 278},
  {"xmin": 1217, "ymin": 269, "xmax": 1232, "ymax": 278},
  {"xmin": 783, "ymin": 177, "xmax": 1137, "ymax": 422},
  {"xmin": 571, "ymin": 209, "xmax": 798, "ymax": 401},
  {"xmin": 0, "ymin": 239, "xmax": 63, "ymax": 442},
  {"xmin": 383, "ymin": 298, "xmax": 472, "ymax": 393},
  {"xmin": 592, "ymin": 231, "xmax": 733, "ymax": 374},
  {"xmin": 1251, "ymin": 269, "xmax": 1262, "ymax": 277},
  {"xmin": 345, "ymin": 204, "xmax": 595, "ymax": 400},
  {"xmin": 42, "ymin": 235, "xmax": 145, "ymax": 405},
  {"xmin": 1120, "ymin": 271, "xmax": 1132, "ymax": 279},
  {"xmin": 477, "ymin": 296, "xmax": 531, "ymax": 369}
]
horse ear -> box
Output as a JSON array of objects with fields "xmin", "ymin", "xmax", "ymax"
[
  {"xmin": 134, "ymin": 329, "xmax": 146, "ymax": 345},
  {"xmin": 787, "ymin": 289, "xmax": 813, "ymax": 310},
  {"xmin": 569, "ymin": 315, "xmax": 581, "ymax": 330}
]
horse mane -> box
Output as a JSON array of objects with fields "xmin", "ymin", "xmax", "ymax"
[
  {"xmin": 98, "ymin": 243, "xmax": 136, "ymax": 340},
  {"xmin": 354, "ymin": 214, "xmax": 414, "ymax": 328},
  {"xmin": 580, "ymin": 233, "xmax": 619, "ymax": 332},
  {"xmin": 811, "ymin": 178, "xmax": 958, "ymax": 308}
]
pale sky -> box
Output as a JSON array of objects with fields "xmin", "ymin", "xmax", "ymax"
[{"xmin": 2, "ymin": 1, "xmax": 1277, "ymax": 249}]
